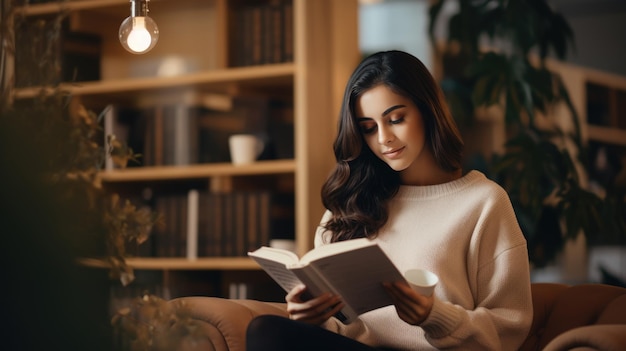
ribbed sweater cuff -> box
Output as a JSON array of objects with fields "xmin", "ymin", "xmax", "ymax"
[{"xmin": 420, "ymin": 298, "xmax": 461, "ymax": 338}]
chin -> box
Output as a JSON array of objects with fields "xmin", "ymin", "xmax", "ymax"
[{"xmin": 385, "ymin": 161, "xmax": 411, "ymax": 172}]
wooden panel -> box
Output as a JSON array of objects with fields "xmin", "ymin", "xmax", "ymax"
[{"xmin": 293, "ymin": 0, "xmax": 359, "ymax": 255}]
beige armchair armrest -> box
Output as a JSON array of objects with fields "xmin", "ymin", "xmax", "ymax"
[
  {"xmin": 543, "ymin": 325, "xmax": 626, "ymax": 351},
  {"xmin": 169, "ymin": 297, "xmax": 288, "ymax": 351}
]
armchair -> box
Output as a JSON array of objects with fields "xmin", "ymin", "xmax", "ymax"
[{"xmin": 170, "ymin": 283, "xmax": 626, "ymax": 351}]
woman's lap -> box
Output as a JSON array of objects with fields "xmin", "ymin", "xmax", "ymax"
[{"xmin": 246, "ymin": 315, "xmax": 384, "ymax": 351}]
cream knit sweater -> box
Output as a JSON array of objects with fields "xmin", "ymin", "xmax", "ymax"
[{"xmin": 316, "ymin": 170, "xmax": 533, "ymax": 351}]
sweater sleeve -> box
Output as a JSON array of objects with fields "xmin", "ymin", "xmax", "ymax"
[
  {"xmin": 419, "ymin": 190, "xmax": 533, "ymax": 350},
  {"xmin": 421, "ymin": 245, "xmax": 532, "ymax": 350}
]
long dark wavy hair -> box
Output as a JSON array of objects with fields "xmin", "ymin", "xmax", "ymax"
[{"xmin": 321, "ymin": 50, "xmax": 464, "ymax": 243}]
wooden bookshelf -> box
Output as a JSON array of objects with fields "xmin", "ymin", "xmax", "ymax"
[
  {"xmin": 11, "ymin": 0, "xmax": 359, "ymax": 299},
  {"xmin": 547, "ymin": 60, "xmax": 626, "ymax": 200}
]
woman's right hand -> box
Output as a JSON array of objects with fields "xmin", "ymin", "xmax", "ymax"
[{"xmin": 285, "ymin": 284, "xmax": 344, "ymax": 325}]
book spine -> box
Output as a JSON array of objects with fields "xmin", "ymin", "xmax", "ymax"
[
  {"xmin": 178, "ymin": 193, "xmax": 189, "ymax": 257},
  {"xmin": 154, "ymin": 196, "xmax": 168, "ymax": 257},
  {"xmin": 251, "ymin": 5, "xmax": 263, "ymax": 65},
  {"xmin": 222, "ymin": 193, "xmax": 234, "ymax": 256},
  {"xmin": 235, "ymin": 192, "xmax": 247, "ymax": 256},
  {"xmin": 259, "ymin": 191, "xmax": 271, "ymax": 247},
  {"xmin": 142, "ymin": 108, "xmax": 154, "ymax": 167},
  {"xmin": 282, "ymin": 1, "xmax": 293, "ymax": 62},
  {"xmin": 270, "ymin": 1, "xmax": 284, "ymax": 64},
  {"xmin": 103, "ymin": 104, "xmax": 116, "ymax": 171},
  {"xmin": 211, "ymin": 193, "xmax": 223, "ymax": 256},
  {"xmin": 173, "ymin": 105, "xmax": 187, "ymax": 165},
  {"xmin": 153, "ymin": 105, "xmax": 164, "ymax": 166},
  {"xmin": 197, "ymin": 191, "xmax": 209, "ymax": 257},
  {"xmin": 261, "ymin": 4, "xmax": 273, "ymax": 64},
  {"xmin": 247, "ymin": 192, "xmax": 259, "ymax": 252},
  {"xmin": 186, "ymin": 189, "xmax": 199, "ymax": 260},
  {"xmin": 171, "ymin": 104, "xmax": 199, "ymax": 165}
]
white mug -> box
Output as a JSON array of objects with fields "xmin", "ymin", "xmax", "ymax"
[
  {"xmin": 269, "ymin": 239, "xmax": 296, "ymax": 253},
  {"xmin": 404, "ymin": 269, "xmax": 439, "ymax": 296},
  {"xmin": 228, "ymin": 134, "xmax": 264, "ymax": 164}
]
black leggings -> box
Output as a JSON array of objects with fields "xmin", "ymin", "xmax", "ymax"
[{"xmin": 246, "ymin": 315, "xmax": 388, "ymax": 351}]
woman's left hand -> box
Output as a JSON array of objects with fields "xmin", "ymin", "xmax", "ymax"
[{"xmin": 383, "ymin": 281, "xmax": 434, "ymax": 325}]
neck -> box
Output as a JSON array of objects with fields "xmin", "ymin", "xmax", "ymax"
[
  {"xmin": 400, "ymin": 168, "xmax": 462, "ymax": 186},
  {"xmin": 399, "ymin": 148, "xmax": 462, "ymax": 186}
]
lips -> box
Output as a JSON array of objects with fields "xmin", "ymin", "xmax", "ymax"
[{"xmin": 383, "ymin": 146, "xmax": 405, "ymax": 159}]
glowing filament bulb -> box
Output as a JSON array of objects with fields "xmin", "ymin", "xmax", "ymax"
[
  {"xmin": 118, "ymin": 0, "xmax": 159, "ymax": 54},
  {"xmin": 126, "ymin": 17, "xmax": 151, "ymax": 52}
]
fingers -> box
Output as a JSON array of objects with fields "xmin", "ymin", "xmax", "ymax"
[
  {"xmin": 383, "ymin": 281, "xmax": 434, "ymax": 325},
  {"xmin": 286, "ymin": 285, "xmax": 344, "ymax": 325},
  {"xmin": 290, "ymin": 297, "xmax": 344, "ymax": 325},
  {"xmin": 286, "ymin": 284, "xmax": 308, "ymax": 303}
]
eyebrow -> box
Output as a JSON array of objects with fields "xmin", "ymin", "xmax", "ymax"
[{"xmin": 357, "ymin": 104, "xmax": 406, "ymax": 121}]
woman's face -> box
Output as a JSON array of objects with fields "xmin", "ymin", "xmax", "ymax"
[{"xmin": 355, "ymin": 84, "xmax": 434, "ymax": 178}]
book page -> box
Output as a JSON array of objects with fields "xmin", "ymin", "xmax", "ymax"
[
  {"xmin": 248, "ymin": 254, "xmax": 302, "ymax": 293},
  {"xmin": 298, "ymin": 237, "xmax": 374, "ymax": 264},
  {"xmin": 248, "ymin": 246, "xmax": 299, "ymax": 264},
  {"xmin": 308, "ymin": 244, "xmax": 406, "ymax": 316},
  {"xmin": 248, "ymin": 247, "xmax": 301, "ymax": 292}
]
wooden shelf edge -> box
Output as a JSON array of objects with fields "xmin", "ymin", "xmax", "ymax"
[
  {"xmin": 14, "ymin": 0, "xmax": 198, "ymax": 16},
  {"xmin": 587, "ymin": 125, "xmax": 626, "ymax": 146},
  {"xmin": 13, "ymin": 63, "xmax": 295, "ymax": 99},
  {"xmin": 14, "ymin": 0, "xmax": 129, "ymax": 16},
  {"xmin": 100, "ymin": 159, "xmax": 296, "ymax": 182},
  {"xmin": 79, "ymin": 256, "xmax": 261, "ymax": 270}
]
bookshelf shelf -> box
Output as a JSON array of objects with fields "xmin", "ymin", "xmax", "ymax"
[
  {"xmin": 13, "ymin": 63, "xmax": 295, "ymax": 100},
  {"xmin": 80, "ymin": 257, "xmax": 261, "ymax": 271},
  {"xmin": 587, "ymin": 125, "xmax": 626, "ymax": 147},
  {"xmin": 100, "ymin": 159, "xmax": 296, "ymax": 182},
  {"xmin": 14, "ymin": 0, "xmax": 208, "ymax": 17},
  {"xmin": 14, "ymin": 0, "xmax": 129, "ymax": 16}
]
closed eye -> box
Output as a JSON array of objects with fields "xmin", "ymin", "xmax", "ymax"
[
  {"xmin": 359, "ymin": 116, "xmax": 404, "ymax": 134},
  {"xmin": 360, "ymin": 124, "xmax": 377, "ymax": 134},
  {"xmin": 390, "ymin": 117, "xmax": 405, "ymax": 125}
]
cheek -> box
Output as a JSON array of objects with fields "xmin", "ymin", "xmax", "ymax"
[{"xmin": 405, "ymin": 120, "xmax": 426, "ymax": 144}]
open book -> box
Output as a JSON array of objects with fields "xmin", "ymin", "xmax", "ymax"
[{"xmin": 248, "ymin": 238, "xmax": 406, "ymax": 324}]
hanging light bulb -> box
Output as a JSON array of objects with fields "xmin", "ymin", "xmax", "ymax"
[{"xmin": 119, "ymin": 0, "xmax": 159, "ymax": 54}]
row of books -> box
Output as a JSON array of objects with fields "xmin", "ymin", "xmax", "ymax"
[
  {"xmin": 134, "ymin": 189, "xmax": 294, "ymax": 258},
  {"xmin": 232, "ymin": 0, "xmax": 294, "ymax": 67},
  {"xmin": 15, "ymin": 16, "xmax": 101, "ymax": 88},
  {"xmin": 103, "ymin": 95, "xmax": 294, "ymax": 169}
]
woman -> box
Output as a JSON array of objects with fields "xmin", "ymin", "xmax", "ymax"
[{"xmin": 246, "ymin": 50, "xmax": 532, "ymax": 350}]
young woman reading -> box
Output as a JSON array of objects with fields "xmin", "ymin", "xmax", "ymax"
[{"xmin": 246, "ymin": 50, "xmax": 533, "ymax": 351}]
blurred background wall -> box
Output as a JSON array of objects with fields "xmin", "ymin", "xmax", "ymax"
[{"xmin": 358, "ymin": 0, "xmax": 626, "ymax": 77}]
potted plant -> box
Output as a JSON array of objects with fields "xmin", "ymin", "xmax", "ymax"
[{"xmin": 428, "ymin": 0, "xmax": 626, "ymax": 268}]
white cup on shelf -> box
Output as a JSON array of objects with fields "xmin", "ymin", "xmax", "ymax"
[
  {"xmin": 228, "ymin": 134, "xmax": 264, "ymax": 165},
  {"xmin": 404, "ymin": 269, "xmax": 439, "ymax": 296},
  {"xmin": 269, "ymin": 239, "xmax": 296, "ymax": 253}
]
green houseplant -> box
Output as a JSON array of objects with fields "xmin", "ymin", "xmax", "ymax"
[{"xmin": 428, "ymin": 0, "xmax": 626, "ymax": 268}]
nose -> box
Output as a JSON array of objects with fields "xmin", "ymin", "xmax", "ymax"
[{"xmin": 378, "ymin": 125, "xmax": 394, "ymax": 145}]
